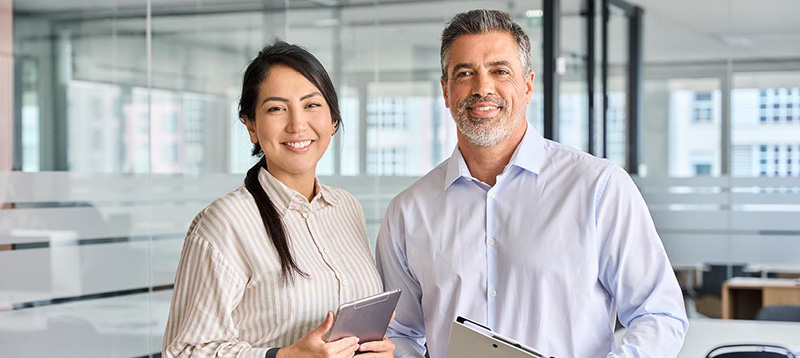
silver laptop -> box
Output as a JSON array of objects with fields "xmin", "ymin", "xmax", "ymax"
[{"xmin": 446, "ymin": 316, "xmax": 551, "ymax": 358}]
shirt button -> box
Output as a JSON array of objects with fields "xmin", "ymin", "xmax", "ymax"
[
  {"xmin": 488, "ymin": 191, "xmax": 496, "ymax": 199},
  {"xmin": 323, "ymin": 248, "xmax": 330, "ymax": 253},
  {"xmin": 489, "ymin": 290, "xmax": 497, "ymax": 297},
  {"xmin": 488, "ymin": 238, "xmax": 496, "ymax": 246},
  {"xmin": 342, "ymin": 280, "xmax": 349, "ymax": 286}
]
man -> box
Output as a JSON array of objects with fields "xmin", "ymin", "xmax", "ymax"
[{"xmin": 375, "ymin": 9, "xmax": 688, "ymax": 358}]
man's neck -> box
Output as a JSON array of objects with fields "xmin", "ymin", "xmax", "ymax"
[{"xmin": 458, "ymin": 122, "xmax": 527, "ymax": 187}]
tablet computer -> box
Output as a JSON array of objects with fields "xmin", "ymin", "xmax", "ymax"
[
  {"xmin": 446, "ymin": 316, "xmax": 551, "ymax": 358},
  {"xmin": 327, "ymin": 289, "xmax": 402, "ymax": 343}
]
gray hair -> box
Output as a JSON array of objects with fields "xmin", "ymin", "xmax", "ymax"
[{"xmin": 440, "ymin": 9, "xmax": 532, "ymax": 80}]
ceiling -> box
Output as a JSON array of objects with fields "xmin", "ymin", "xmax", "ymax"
[
  {"xmin": 626, "ymin": 0, "xmax": 800, "ymax": 63},
  {"xmin": 12, "ymin": 0, "xmax": 800, "ymax": 64}
]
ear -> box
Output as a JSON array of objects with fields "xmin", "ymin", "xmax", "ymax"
[
  {"xmin": 243, "ymin": 116, "xmax": 259, "ymax": 144},
  {"xmin": 524, "ymin": 71, "xmax": 535, "ymax": 105},
  {"xmin": 440, "ymin": 76, "xmax": 450, "ymax": 109}
]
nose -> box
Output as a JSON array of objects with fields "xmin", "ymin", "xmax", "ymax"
[
  {"xmin": 471, "ymin": 71, "xmax": 495, "ymax": 98},
  {"xmin": 286, "ymin": 108, "xmax": 309, "ymax": 133}
]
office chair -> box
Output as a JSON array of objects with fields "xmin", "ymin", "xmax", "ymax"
[
  {"xmin": 696, "ymin": 264, "xmax": 748, "ymax": 298},
  {"xmin": 755, "ymin": 305, "xmax": 800, "ymax": 322},
  {"xmin": 706, "ymin": 344, "xmax": 796, "ymax": 358}
]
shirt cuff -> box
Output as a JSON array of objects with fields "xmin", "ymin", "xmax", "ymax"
[{"xmin": 265, "ymin": 347, "xmax": 280, "ymax": 358}]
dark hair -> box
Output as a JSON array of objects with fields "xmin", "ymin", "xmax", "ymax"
[
  {"xmin": 238, "ymin": 41, "xmax": 342, "ymax": 282},
  {"xmin": 440, "ymin": 9, "xmax": 532, "ymax": 80}
]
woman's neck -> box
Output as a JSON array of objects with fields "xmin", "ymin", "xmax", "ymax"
[{"xmin": 268, "ymin": 169, "xmax": 317, "ymax": 202}]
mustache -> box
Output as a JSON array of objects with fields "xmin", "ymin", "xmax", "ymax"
[{"xmin": 458, "ymin": 95, "xmax": 506, "ymax": 110}]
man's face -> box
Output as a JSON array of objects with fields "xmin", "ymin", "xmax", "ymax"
[{"xmin": 441, "ymin": 31, "xmax": 534, "ymax": 147}]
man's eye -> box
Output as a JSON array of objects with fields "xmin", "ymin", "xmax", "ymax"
[{"xmin": 495, "ymin": 69, "xmax": 510, "ymax": 75}]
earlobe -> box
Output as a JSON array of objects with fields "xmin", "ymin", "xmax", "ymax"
[
  {"xmin": 440, "ymin": 77, "xmax": 450, "ymax": 108},
  {"xmin": 527, "ymin": 71, "xmax": 535, "ymax": 96},
  {"xmin": 243, "ymin": 116, "xmax": 259, "ymax": 144}
]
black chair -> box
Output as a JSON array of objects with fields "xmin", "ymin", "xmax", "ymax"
[
  {"xmin": 706, "ymin": 344, "xmax": 796, "ymax": 358},
  {"xmin": 755, "ymin": 305, "xmax": 800, "ymax": 322}
]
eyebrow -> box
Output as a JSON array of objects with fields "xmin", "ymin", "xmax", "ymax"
[
  {"xmin": 488, "ymin": 60, "xmax": 512, "ymax": 68},
  {"xmin": 260, "ymin": 91, "xmax": 323, "ymax": 107},
  {"xmin": 451, "ymin": 63, "xmax": 475, "ymax": 76},
  {"xmin": 450, "ymin": 61, "xmax": 513, "ymax": 77}
]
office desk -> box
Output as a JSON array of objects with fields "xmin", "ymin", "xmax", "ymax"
[
  {"xmin": 722, "ymin": 277, "xmax": 800, "ymax": 319},
  {"xmin": 615, "ymin": 319, "xmax": 800, "ymax": 358},
  {"xmin": 744, "ymin": 263, "xmax": 800, "ymax": 278}
]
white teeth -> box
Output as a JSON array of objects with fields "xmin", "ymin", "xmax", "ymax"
[
  {"xmin": 475, "ymin": 106, "xmax": 497, "ymax": 111},
  {"xmin": 285, "ymin": 140, "xmax": 312, "ymax": 149}
]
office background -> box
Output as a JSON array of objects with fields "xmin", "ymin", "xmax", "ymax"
[{"xmin": 1, "ymin": 0, "xmax": 800, "ymax": 357}]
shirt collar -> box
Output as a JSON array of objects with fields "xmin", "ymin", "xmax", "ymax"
[
  {"xmin": 258, "ymin": 167, "xmax": 339, "ymax": 215},
  {"xmin": 508, "ymin": 125, "xmax": 543, "ymax": 175},
  {"xmin": 443, "ymin": 146, "xmax": 473, "ymax": 190},
  {"xmin": 443, "ymin": 123, "xmax": 544, "ymax": 190}
]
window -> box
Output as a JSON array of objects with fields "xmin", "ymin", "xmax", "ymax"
[
  {"xmin": 643, "ymin": 78, "xmax": 721, "ymax": 177},
  {"xmin": 733, "ymin": 73, "xmax": 800, "ymax": 177},
  {"xmin": 759, "ymin": 145, "xmax": 768, "ymax": 176},
  {"xmin": 695, "ymin": 92, "xmax": 712, "ymax": 101},
  {"xmin": 694, "ymin": 163, "xmax": 712, "ymax": 176},
  {"xmin": 693, "ymin": 92, "xmax": 713, "ymax": 122},
  {"xmin": 367, "ymin": 147, "xmax": 407, "ymax": 176},
  {"xmin": 774, "ymin": 146, "xmax": 780, "ymax": 176},
  {"xmin": 367, "ymin": 98, "xmax": 408, "ymax": 130}
]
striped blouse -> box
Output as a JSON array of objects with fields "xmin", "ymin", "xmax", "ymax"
[{"xmin": 163, "ymin": 168, "xmax": 383, "ymax": 358}]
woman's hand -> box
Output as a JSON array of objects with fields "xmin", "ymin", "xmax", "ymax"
[
  {"xmin": 277, "ymin": 311, "xmax": 359, "ymax": 358},
  {"xmin": 354, "ymin": 311, "xmax": 395, "ymax": 357},
  {"xmin": 354, "ymin": 336, "xmax": 396, "ymax": 358}
]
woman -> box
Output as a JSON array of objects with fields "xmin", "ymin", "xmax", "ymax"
[{"xmin": 163, "ymin": 42, "xmax": 395, "ymax": 358}]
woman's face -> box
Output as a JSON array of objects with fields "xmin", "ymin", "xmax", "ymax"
[{"xmin": 244, "ymin": 65, "xmax": 334, "ymax": 184}]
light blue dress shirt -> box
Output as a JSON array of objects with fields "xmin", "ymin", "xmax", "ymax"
[{"xmin": 376, "ymin": 126, "xmax": 688, "ymax": 358}]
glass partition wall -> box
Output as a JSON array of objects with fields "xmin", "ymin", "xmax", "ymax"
[
  {"xmin": 2, "ymin": 1, "xmax": 546, "ymax": 356},
  {"xmin": 4, "ymin": 0, "xmax": 800, "ymax": 356},
  {"xmin": 634, "ymin": 1, "xmax": 800, "ymax": 320}
]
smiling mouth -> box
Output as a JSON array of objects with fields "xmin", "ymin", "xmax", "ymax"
[
  {"xmin": 283, "ymin": 140, "xmax": 313, "ymax": 149},
  {"xmin": 468, "ymin": 103, "xmax": 503, "ymax": 118}
]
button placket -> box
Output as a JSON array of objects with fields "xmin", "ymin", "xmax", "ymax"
[
  {"xmin": 304, "ymin": 208, "xmax": 348, "ymax": 300},
  {"xmin": 486, "ymin": 186, "xmax": 499, "ymax": 329}
]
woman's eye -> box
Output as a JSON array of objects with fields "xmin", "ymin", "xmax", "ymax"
[
  {"xmin": 267, "ymin": 106, "xmax": 284, "ymax": 112},
  {"xmin": 307, "ymin": 102, "xmax": 322, "ymax": 108}
]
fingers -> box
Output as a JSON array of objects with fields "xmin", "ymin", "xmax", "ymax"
[
  {"xmin": 326, "ymin": 336, "xmax": 360, "ymax": 356},
  {"xmin": 351, "ymin": 353, "xmax": 392, "ymax": 358},
  {"xmin": 311, "ymin": 310, "xmax": 335, "ymax": 338},
  {"xmin": 358, "ymin": 337, "xmax": 395, "ymax": 353}
]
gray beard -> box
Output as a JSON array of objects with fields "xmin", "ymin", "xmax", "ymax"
[{"xmin": 456, "ymin": 110, "xmax": 523, "ymax": 147}]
